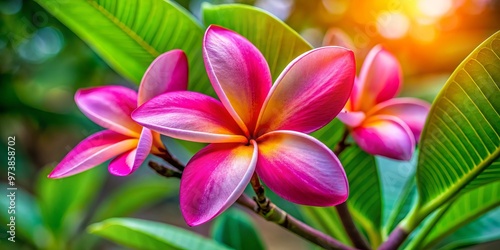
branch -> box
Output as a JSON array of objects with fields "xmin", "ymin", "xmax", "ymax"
[
  {"xmin": 154, "ymin": 147, "xmax": 185, "ymax": 172},
  {"xmin": 236, "ymin": 194, "xmax": 355, "ymax": 250},
  {"xmin": 333, "ymin": 129, "xmax": 370, "ymax": 249},
  {"xmin": 333, "ymin": 129, "xmax": 350, "ymax": 155},
  {"xmin": 378, "ymin": 227, "xmax": 409, "ymax": 250},
  {"xmin": 149, "ymin": 161, "xmax": 356, "ymax": 250},
  {"xmin": 336, "ymin": 203, "xmax": 370, "ymax": 250},
  {"xmin": 148, "ymin": 161, "xmax": 182, "ymax": 178}
]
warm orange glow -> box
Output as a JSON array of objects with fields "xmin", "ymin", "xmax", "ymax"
[
  {"xmin": 411, "ymin": 24, "xmax": 437, "ymax": 43},
  {"xmin": 377, "ymin": 11, "xmax": 410, "ymax": 39},
  {"xmin": 418, "ymin": 0, "xmax": 453, "ymax": 18}
]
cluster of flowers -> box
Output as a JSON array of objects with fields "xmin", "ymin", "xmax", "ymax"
[{"xmin": 50, "ymin": 25, "xmax": 429, "ymax": 226}]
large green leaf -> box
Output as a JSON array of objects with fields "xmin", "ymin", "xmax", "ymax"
[
  {"xmin": 411, "ymin": 181, "xmax": 500, "ymax": 249},
  {"xmin": 436, "ymin": 207, "xmax": 500, "ymax": 250},
  {"xmin": 406, "ymin": 181, "xmax": 500, "ymax": 249},
  {"xmin": 37, "ymin": 166, "xmax": 106, "ymax": 241},
  {"xmin": 202, "ymin": 3, "xmax": 312, "ymax": 81},
  {"xmin": 383, "ymin": 178, "xmax": 417, "ymax": 236},
  {"xmin": 210, "ymin": 208, "xmax": 265, "ymax": 250},
  {"xmin": 377, "ymin": 155, "xmax": 418, "ymax": 235},
  {"xmin": 35, "ymin": 0, "xmax": 212, "ymax": 95},
  {"xmin": 88, "ymin": 218, "xmax": 231, "ymax": 250},
  {"xmin": 299, "ymin": 206, "xmax": 352, "ymax": 246},
  {"xmin": 412, "ymin": 31, "xmax": 500, "ymax": 223},
  {"xmin": 0, "ymin": 184, "xmax": 48, "ymax": 248},
  {"xmin": 339, "ymin": 146, "xmax": 382, "ymax": 247},
  {"xmin": 91, "ymin": 177, "xmax": 179, "ymax": 222}
]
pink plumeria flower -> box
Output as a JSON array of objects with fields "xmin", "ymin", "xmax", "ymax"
[
  {"xmin": 133, "ymin": 25, "xmax": 356, "ymax": 226},
  {"xmin": 337, "ymin": 45, "xmax": 430, "ymax": 161},
  {"xmin": 49, "ymin": 50, "xmax": 188, "ymax": 178}
]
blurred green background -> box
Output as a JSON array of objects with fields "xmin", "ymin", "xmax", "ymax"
[{"xmin": 1, "ymin": 0, "xmax": 499, "ymax": 249}]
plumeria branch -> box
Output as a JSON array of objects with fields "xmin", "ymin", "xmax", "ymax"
[
  {"xmin": 148, "ymin": 161, "xmax": 182, "ymax": 178},
  {"xmin": 333, "ymin": 130, "xmax": 371, "ymax": 250},
  {"xmin": 333, "ymin": 129, "xmax": 351, "ymax": 155},
  {"xmin": 378, "ymin": 227, "xmax": 408, "ymax": 250},
  {"xmin": 149, "ymin": 151, "xmax": 356, "ymax": 250},
  {"xmin": 236, "ymin": 194, "xmax": 355, "ymax": 250},
  {"xmin": 335, "ymin": 203, "xmax": 370, "ymax": 250},
  {"xmin": 154, "ymin": 148, "xmax": 185, "ymax": 172}
]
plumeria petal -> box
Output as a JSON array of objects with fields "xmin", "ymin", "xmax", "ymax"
[
  {"xmin": 256, "ymin": 46, "xmax": 355, "ymax": 136},
  {"xmin": 368, "ymin": 98, "xmax": 431, "ymax": 142},
  {"xmin": 353, "ymin": 45, "xmax": 402, "ymax": 112},
  {"xmin": 180, "ymin": 141, "xmax": 257, "ymax": 226},
  {"xmin": 108, "ymin": 128, "xmax": 153, "ymax": 176},
  {"xmin": 256, "ymin": 131, "xmax": 348, "ymax": 206},
  {"xmin": 203, "ymin": 25, "xmax": 272, "ymax": 135},
  {"xmin": 352, "ymin": 115, "xmax": 415, "ymax": 161},
  {"xmin": 132, "ymin": 91, "xmax": 247, "ymax": 143},
  {"xmin": 48, "ymin": 130, "xmax": 137, "ymax": 178},
  {"xmin": 76, "ymin": 86, "xmax": 142, "ymax": 137},
  {"xmin": 337, "ymin": 111, "xmax": 366, "ymax": 128},
  {"xmin": 138, "ymin": 50, "xmax": 188, "ymax": 105}
]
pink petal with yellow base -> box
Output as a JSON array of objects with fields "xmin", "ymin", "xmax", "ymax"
[
  {"xmin": 203, "ymin": 25, "xmax": 272, "ymax": 134},
  {"xmin": 352, "ymin": 115, "xmax": 415, "ymax": 161},
  {"xmin": 354, "ymin": 45, "xmax": 402, "ymax": 112},
  {"xmin": 76, "ymin": 86, "xmax": 142, "ymax": 137},
  {"xmin": 180, "ymin": 141, "xmax": 257, "ymax": 226},
  {"xmin": 138, "ymin": 50, "xmax": 188, "ymax": 105},
  {"xmin": 256, "ymin": 131, "xmax": 348, "ymax": 206},
  {"xmin": 256, "ymin": 47, "xmax": 355, "ymax": 136},
  {"xmin": 132, "ymin": 91, "xmax": 247, "ymax": 143},
  {"xmin": 368, "ymin": 98, "xmax": 431, "ymax": 142},
  {"xmin": 108, "ymin": 127, "xmax": 153, "ymax": 176},
  {"xmin": 48, "ymin": 130, "xmax": 137, "ymax": 178}
]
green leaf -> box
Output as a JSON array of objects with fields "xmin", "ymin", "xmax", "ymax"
[
  {"xmin": 299, "ymin": 206, "xmax": 352, "ymax": 246},
  {"xmin": 202, "ymin": 3, "xmax": 312, "ymax": 81},
  {"xmin": 92, "ymin": 177, "xmax": 179, "ymax": 222},
  {"xmin": 411, "ymin": 31, "xmax": 500, "ymax": 225},
  {"xmin": 339, "ymin": 146, "xmax": 382, "ymax": 247},
  {"xmin": 408, "ymin": 181, "xmax": 500, "ymax": 249},
  {"xmin": 0, "ymin": 184, "xmax": 49, "ymax": 248},
  {"xmin": 37, "ymin": 165, "xmax": 106, "ymax": 240},
  {"xmin": 88, "ymin": 218, "xmax": 231, "ymax": 250},
  {"xmin": 35, "ymin": 0, "xmax": 212, "ymax": 95},
  {"xmin": 383, "ymin": 178, "xmax": 417, "ymax": 236},
  {"xmin": 436, "ymin": 207, "xmax": 500, "ymax": 250},
  {"xmin": 378, "ymin": 155, "xmax": 418, "ymax": 235},
  {"xmin": 311, "ymin": 119, "xmax": 346, "ymax": 147},
  {"xmin": 210, "ymin": 208, "xmax": 265, "ymax": 250}
]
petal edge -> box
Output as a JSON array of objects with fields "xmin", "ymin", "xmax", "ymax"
[
  {"xmin": 256, "ymin": 130, "xmax": 348, "ymax": 206},
  {"xmin": 180, "ymin": 141, "xmax": 257, "ymax": 226}
]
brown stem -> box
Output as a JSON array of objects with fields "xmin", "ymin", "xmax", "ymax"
[
  {"xmin": 250, "ymin": 174, "xmax": 271, "ymax": 212},
  {"xmin": 378, "ymin": 227, "xmax": 409, "ymax": 250},
  {"xmin": 333, "ymin": 129, "xmax": 350, "ymax": 155},
  {"xmin": 336, "ymin": 203, "xmax": 370, "ymax": 250},
  {"xmin": 148, "ymin": 161, "xmax": 182, "ymax": 178},
  {"xmin": 149, "ymin": 161, "xmax": 356, "ymax": 250},
  {"xmin": 333, "ymin": 129, "xmax": 370, "ymax": 249},
  {"xmin": 154, "ymin": 147, "xmax": 185, "ymax": 171},
  {"xmin": 236, "ymin": 194, "xmax": 355, "ymax": 250}
]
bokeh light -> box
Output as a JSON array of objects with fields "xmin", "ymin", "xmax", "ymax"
[
  {"xmin": 418, "ymin": 0, "xmax": 453, "ymax": 18},
  {"xmin": 377, "ymin": 11, "xmax": 411, "ymax": 39}
]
